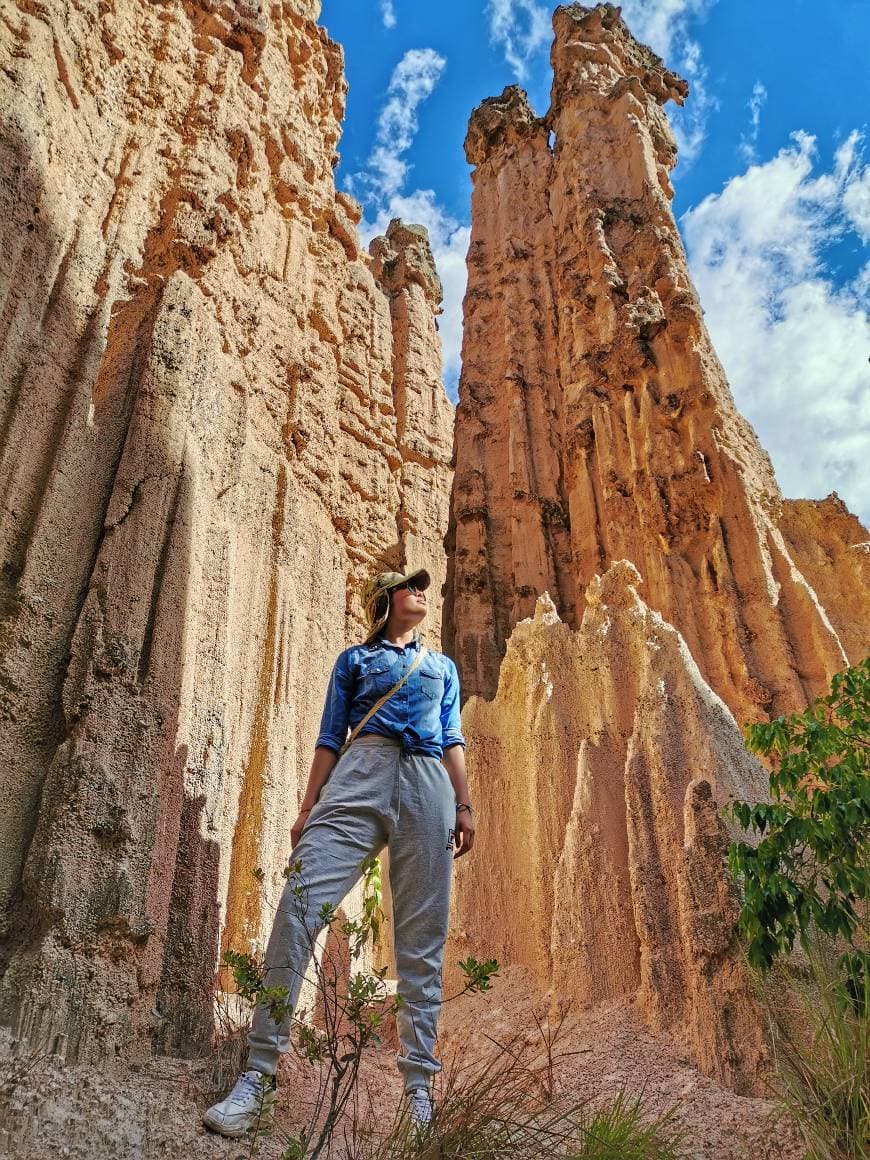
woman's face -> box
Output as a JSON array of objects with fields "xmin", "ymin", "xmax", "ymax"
[{"xmin": 390, "ymin": 582, "xmax": 428, "ymax": 620}]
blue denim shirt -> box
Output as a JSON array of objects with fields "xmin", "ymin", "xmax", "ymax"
[{"xmin": 315, "ymin": 637, "xmax": 465, "ymax": 758}]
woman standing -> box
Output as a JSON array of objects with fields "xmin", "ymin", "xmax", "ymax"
[{"xmin": 204, "ymin": 567, "xmax": 475, "ymax": 1138}]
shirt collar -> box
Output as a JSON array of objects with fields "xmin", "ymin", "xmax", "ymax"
[{"xmin": 374, "ymin": 634, "xmax": 421, "ymax": 653}]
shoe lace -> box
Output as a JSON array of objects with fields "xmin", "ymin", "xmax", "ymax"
[
  {"xmin": 407, "ymin": 1087, "xmax": 432, "ymax": 1121},
  {"xmin": 233, "ymin": 1070, "xmax": 271, "ymax": 1104}
]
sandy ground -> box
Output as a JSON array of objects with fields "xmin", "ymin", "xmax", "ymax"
[{"xmin": 0, "ymin": 967, "xmax": 802, "ymax": 1159}]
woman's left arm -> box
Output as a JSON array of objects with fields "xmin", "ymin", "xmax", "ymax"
[{"xmin": 443, "ymin": 744, "xmax": 475, "ymax": 858}]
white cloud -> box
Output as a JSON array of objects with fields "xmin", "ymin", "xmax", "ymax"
[
  {"xmin": 360, "ymin": 192, "xmax": 470, "ymax": 396},
  {"xmin": 671, "ymin": 38, "xmax": 717, "ymax": 166},
  {"xmin": 348, "ymin": 48, "xmax": 466, "ymax": 397},
  {"xmin": 618, "ymin": 0, "xmax": 713, "ymax": 62},
  {"xmin": 619, "ymin": 0, "xmax": 717, "ymax": 167},
  {"xmin": 379, "ymin": 0, "xmax": 396, "ymax": 29},
  {"xmin": 359, "ymin": 49, "xmax": 446, "ymax": 200},
  {"xmin": 842, "ymin": 162, "xmax": 870, "ymax": 241},
  {"xmin": 738, "ymin": 80, "xmax": 767, "ymax": 164},
  {"xmin": 681, "ymin": 131, "xmax": 870, "ymax": 524},
  {"xmin": 487, "ymin": 0, "xmax": 551, "ymax": 80}
]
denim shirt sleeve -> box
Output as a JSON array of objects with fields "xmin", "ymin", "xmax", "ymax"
[
  {"xmin": 315, "ymin": 648, "xmax": 355, "ymax": 753},
  {"xmin": 440, "ymin": 656, "xmax": 466, "ymax": 750}
]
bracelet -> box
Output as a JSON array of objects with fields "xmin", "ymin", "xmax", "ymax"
[
  {"xmin": 299, "ymin": 807, "xmax": 312, "ymax": 814},
  {"xmin": 455, "ymin": 803, "xmax": 473, "ymax": 815}
]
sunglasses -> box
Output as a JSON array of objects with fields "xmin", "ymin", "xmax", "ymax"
[{"xmin": 392, "ymin": 581, "xmax": 426, "ymax": 597}]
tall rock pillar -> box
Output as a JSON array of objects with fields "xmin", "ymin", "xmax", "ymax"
[{"xmin": 446, "ymin": 3, "xmax": 867, "ymax": 719}]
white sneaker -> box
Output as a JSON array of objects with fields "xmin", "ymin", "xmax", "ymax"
[
  {"xmin": 203, "ymin": 1069, "xmax": 277, "ymax": 1139},
  {"xmin": 406, "ymin": 1086, "xmax": 434, "ymax": 1128}
]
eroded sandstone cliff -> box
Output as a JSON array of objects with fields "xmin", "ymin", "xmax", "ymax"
[
  {"xmin": 1, "ymin": 0, "xmax": 865, "ymax": 1111},
  {"xmin": 0, "ymin": 0, "xmax": 452, "ymax": 1060},
  {"xmin": 449, "ymin": 562, "xmax": 770, "ymax": 1093},
  {"xmin": 445, "ymin": 3, "xmax": 869, "ymax": 720},
  {"xmin": 446, "ymin": 1, "xmax": 869, "ymax": 1093}
]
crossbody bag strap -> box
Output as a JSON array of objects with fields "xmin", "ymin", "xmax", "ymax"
[{"xmin": 339, "ymin": 646, "xmax": 429, "ymax": 756}]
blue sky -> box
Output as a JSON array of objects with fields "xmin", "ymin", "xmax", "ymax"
[{"xmin": 320, "ymin": 0, "xmax": 870, "ymax": 524}]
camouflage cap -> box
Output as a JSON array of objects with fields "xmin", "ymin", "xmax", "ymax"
[{"xmin": 361, "ymin": 568, "xmax": 431, "ymax": 642}]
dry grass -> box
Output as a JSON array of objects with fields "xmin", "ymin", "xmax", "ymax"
[
  {"xmin": 347, "ymin": 1019, "xmax": 683, "ymax": 1160},
  {"xmin": 761, "ymin": 944, "xmax": 868, "ymax": 1160}
]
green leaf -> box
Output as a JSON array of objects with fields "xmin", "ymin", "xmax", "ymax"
[{"xmin": 729, "ymin": 658, "xmax": 869, "ymax": 987}]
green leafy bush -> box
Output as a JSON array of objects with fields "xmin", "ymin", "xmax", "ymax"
[{"xmin": 728, "ymin": 658, "xmax": 869, "ymax": 995}]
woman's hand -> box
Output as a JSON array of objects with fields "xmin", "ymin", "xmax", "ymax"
[
  {"xmin": 453, "ymin": 808, "xmax": 475, "ymax": 858},
  {"xmin": 290, "ymin": 748, "xmax": 338, "ymax": 850},
  {"xmin": 442, "ymin": 745, "xmax": 474, "ymax": 859},
  {"xmin": 290, "ymin": 808, "xmax": 312, "ymax": 850}
]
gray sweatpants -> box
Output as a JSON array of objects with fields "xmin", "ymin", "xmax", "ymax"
[{"xmin": 247, "ymin": 735, "xmax": 456, "ymax": 1092}]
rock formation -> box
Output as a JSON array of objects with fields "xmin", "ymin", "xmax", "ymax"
[
  {"xmin": 449, "ymin": 562, "xmax": 770, "ymax": 1093},
  {"xmin": 1, "ymin": 0, "xmax": 866, "ymax": 1108},
  {"xmin": 778, "ymin": 494, "xmax": 870, "ymax": 666},
  {"xmin": 0, "ymin": 0, "xmax": 452, "ymax": 1061},
  {"xmin": 445, "ymin": 3, "xmax": 870, "ymax": 720},
  {"xmin": 445, "ymin": 1, "xmax": 869, "ymax": 1091}
]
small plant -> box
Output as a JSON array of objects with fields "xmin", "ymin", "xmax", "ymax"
[
  {"xmin": 358, "ymin": 854, "xmax": 384, "ymax": 949},
  {"xmin": 728, "ymin": 658, "xmax": 869, "ymax": 997},
  {"xmin": 566, "ymin": 1091, "xmax": 682, "ymax": 1159},
  {"xmin": 222, "ymin": 857, "xmax": 397, "ymax": 1158},
  {"xmin": 456, "ymin": 955, "xmax": 499, "ymax": 994}
]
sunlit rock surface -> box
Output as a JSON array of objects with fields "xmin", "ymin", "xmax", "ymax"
[{"xmin": 0, "ymin": 0, "xmax": 452, "ymax": 1060}]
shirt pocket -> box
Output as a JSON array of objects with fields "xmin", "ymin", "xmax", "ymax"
[
  {"xmin": 357, "ymin": 657, "xmax": 397, "ymax": 698},
  {"xmin": 418, "ymin": 659, "xmax": 445, "ymax": 702}
]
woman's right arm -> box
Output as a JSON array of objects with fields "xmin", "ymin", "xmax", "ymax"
[
  {"xmin": 291, "ymin": 650, "xmax": 355, "ymax": 849},
  {"xmin": 291, "ymin": 746, "xmax": 339, "ymax": 848}
]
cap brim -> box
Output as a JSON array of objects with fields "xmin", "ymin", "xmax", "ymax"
[
  {"xmin": 381, "ymin": 569, "xmax": 431, "ymax": 595},
  {"xmin": 405, "ymin": 568, "xmax": 431, "ymax": 591}
]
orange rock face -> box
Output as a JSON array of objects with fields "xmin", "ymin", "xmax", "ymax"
[
  {"xmin": 449, "ymin": 563, "xmax": 770, "ymax": 1093},
  {"xmin": 445, "ymin": 4, "xmax": 869, "ymax": 720},
  {"xmin": 446, "ymin": 2, "xmax": 869, "ymax": 1092},
  {"xmin": 1, "ymin": 0, "xmax": 866, "ymax": 1103},
  {"xmin": 778, "ymin": 494, "xmax": 870, "ymax": 667},
  {"xmin": 0, "ymin": 1, "xmax": 451, "ymax": 1059}
]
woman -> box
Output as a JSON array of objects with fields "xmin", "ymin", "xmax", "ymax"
[{"xmin": 204, "ymin": 567, "xmax": 475, "ymax": 1138}]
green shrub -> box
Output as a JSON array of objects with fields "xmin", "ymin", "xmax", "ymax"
[
  {"xmin": 728, "ymin": 658, "xmax": 869, "ymax": 997},
  {"xmin": 728, "ymin": 658, "xmax": 869, "ymax": 1158}
]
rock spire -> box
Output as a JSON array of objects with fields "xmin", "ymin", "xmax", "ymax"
[{"xmin": 445, "ymin": 3, "xmax": 869, "ymax": 720}]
